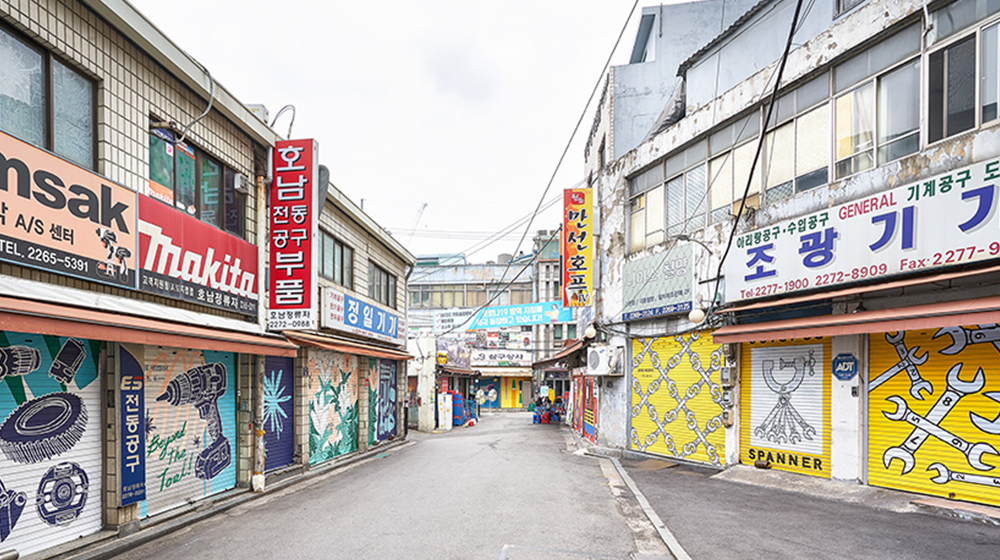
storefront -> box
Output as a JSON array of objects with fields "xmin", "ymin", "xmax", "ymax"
[
  {"xmin": 478, "ymin": 367, "xmax": 531, "ymax": 409},
  {"xmin": 629, "ymin": 331, "xmax": 729, "ymax": 467},
  {"xmin": 262, "ymin": 356, "xmax": 295, "ymax": 472},
  {"xmin": 572, "ymin": 368, "xmax": 598, "ymax": 444}
]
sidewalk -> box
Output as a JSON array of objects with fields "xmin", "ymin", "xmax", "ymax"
[{"xmin": 618, "ymin": 457, "xmax": 1000, "ymax": 560}]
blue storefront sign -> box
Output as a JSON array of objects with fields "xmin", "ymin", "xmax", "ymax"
[
  {"xmin": 322, "ymin": 287, "xmax": 404, "ymax": 344},
  {"xmin": 469, "ymin": 301, "xmax": 573, "ymax": 329},
  {"xmin": 119, "ymin": 347, "xmax": 146, "ymax": 505},
  {"xmin": 832, "ymin": 353, "xmax": 859, "ymax": 381}
]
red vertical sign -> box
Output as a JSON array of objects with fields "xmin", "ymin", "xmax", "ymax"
[{"xmin": 268, "ymin": 139, "xmax": 319, "ymax": 330}]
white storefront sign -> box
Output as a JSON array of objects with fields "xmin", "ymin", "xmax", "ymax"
[{"xmin": 726, "ymin": 159, "xmax": 1000, "ymax": 302}]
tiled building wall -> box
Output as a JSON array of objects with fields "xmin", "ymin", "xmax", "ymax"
[{"xmin": 0, "ymin": 0, "xmax": 261, "ymax": 320}]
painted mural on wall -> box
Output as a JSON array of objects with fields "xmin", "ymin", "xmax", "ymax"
[
  {"xmin": 476, "ymin": 377, "xmax": 501, "ymax": 409},
  {"xmin": 740, "ymin": 339, "xmax": 831, "ymax": 478},
  {"xmin": 376, "ymin": 360, "xmax": 398, "ymax": 441},
  {"xmin": 307, "ymin": 350, "xmax": 358, "ymax": 465},
  {"xmin": 869, "ymin": 328, "xmax": 1000, "ymax": 507},
  {"xmin": 0, "ymin": 332, "xmax": 102, "ymax": 556},
  {"xmin": 263, "ymin": 356, "xmax": 294, "ymax": 471},
  {"xmin": 134, "ymin": 345, "xmax": 237, "ymax": 517},
  {"xmin": 630, "ymin": 332, "xmax": 726, "ymax": 467}
]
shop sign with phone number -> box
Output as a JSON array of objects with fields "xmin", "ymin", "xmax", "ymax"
[{"xmin": 725, "ymin": 159, "xmax": 1000, "ymax": 302}]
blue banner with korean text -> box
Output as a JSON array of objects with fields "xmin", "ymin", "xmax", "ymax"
[
  {"xmin": 322, "ymin": 287, "xmax": 404, "ymax": 345},
  {"xmin": 469, "ymin": 301, "xmax": 573, "ymax": 330},
  {"xmin": 119, "ymin": 346, "xmax": 146, "ymax": 506},
  {"xmin": 725, "ymin": 159, "xmax": 1000, "ymax": 302}
]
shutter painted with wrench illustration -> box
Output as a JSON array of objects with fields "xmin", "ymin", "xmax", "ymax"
[
  {"xmin": 740, "ymin": 338, "xmax": 831, "ymax": 478},
  {"xmin": 130, "ymin": 344, "xmax": 237, "ymax": 518},
  {"xmin": 868, "ymin": 328, "xmax": 1000, "ymax": 507},
  {"xmin": 629, "ymin": 332, "xmax": 727, "ymax": 467},
  {"xmin": 0, "ymin": 331, "xmax": 102, "ymax": 558}
]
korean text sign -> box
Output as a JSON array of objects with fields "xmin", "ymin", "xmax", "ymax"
[
  {"xmin": 322, "ymin": 287, "xmax": 405, "ymax": 345},
  {"xmin": 725, "ymin": 159, "xmax": 1000, "ymax": 302},
  {"xmin": 562, "ymin": 188, "xmax": 593, "ymax": 307},
  {"xmin": 119, "ymin": 349, "xmax": 146, "ymax": 505},
  {"xmin": 139, "ymin": 196, "xmax": 259, "ymax": 315},
  {"xmin": 268, "ymin": 139, "xmax": 318, "ymax": 330},
  {"xmin": 621, "ymin": 244, "xmax": 693, "ymax": 321},
  {"xmin": 470, "ymin": 301, "xmax": 572, "ymax": 329},
  {"xmin": 0, "ymin": 129, "xmax": 138, "ymax": 288}
]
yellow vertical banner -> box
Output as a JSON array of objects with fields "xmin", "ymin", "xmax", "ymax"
[{"xmin": 562, "ymin": 188, "xmax": 593, "ymax": 307}]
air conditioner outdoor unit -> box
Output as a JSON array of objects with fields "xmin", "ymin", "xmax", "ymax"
[
  {"xmin": 588, "ymin": 345, "xmax": 609, "ymax": 376},
  {"xmin": 588, "ymin": 345, "xmax": 624, "ymax": 377}
]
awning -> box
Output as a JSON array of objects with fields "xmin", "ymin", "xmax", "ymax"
[
  {"xmin": 283, "ymin": 331, "xmax": 413, "ymax": 360},
  {"xmin": 723, "ymin": 263, "xmax": 1000, "ymax": 314},
  {"xmin": 532, "ymin": 339, "xmax": 585, "ymax": 369},
  {"xmin": 0, "ymin": 295, "xmax": 297, "ymax": 356},
  {"xmin": 477, "ymin": 366, "xmax": 532, "ymax": 378},
  {"xmin": 439, "ymin": 366, "xmax": 477, "ymax": 377},
  {"xmin": 713, "ymin": 295, "xmax": 1000, "ymax": 343}
]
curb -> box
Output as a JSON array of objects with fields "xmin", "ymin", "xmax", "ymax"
[{"xmin": 47, "ymin": 439, "xmax": 412, "ymax": 560}]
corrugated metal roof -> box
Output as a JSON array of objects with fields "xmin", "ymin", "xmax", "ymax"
[{"xmin": 676, "ymin": 0, "xmax": 776, "ymax": 77}]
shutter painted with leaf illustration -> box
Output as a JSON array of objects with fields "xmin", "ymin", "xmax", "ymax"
[
  {"xmin": 134, "ymin": 344, "xmax": 237, "ymax": 517},
  {"xmin": 868, "ymin": 327, "xmax": 1000, "ymax": 507},
  {"xmin": 740, "ymin": 338, "xmax": 831, "ymax": 478},
  {"xmin": 629, "ymin": 331, "xmax": 727, "ymax": 467},
  {"xmin": 0, "ymin": 331, "xmax": 103, "ymax": 557},
  {"xmin": 263, "ymin": 356, "xmax": 294, "ymax": 471},
  {"xmin": 306, "ymin": 349, "xmax": 358, "ymax": 465}
]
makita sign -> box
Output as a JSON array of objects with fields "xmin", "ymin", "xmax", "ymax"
[{"xmin": 138, "ymin": 195, "xmax": 258, "ymax": 315}]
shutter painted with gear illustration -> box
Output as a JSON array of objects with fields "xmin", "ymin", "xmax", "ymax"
[
  {"xmin": 131, "ymin": 344, "xmax": 237, "ymax": 517},
  {"xmin": 630, "ymin": 331, "xmax": 727, "ymax": 467},
  {"xmin": 263, "ymin": 356, "xmax": 294, "ymax": 472},
  {"xmin": 740, "ymin": 338, "xmax": 831, "ymax": 478},
  {"xmin": 868, "ymin": 327, "xmax": 1000, "ymax": 507},
  {"xmin": 0, "ymin": 331, "xmax": 102, "ymax": 557}
]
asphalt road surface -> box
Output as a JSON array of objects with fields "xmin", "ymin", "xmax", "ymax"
[{"xmin": 108, "ymin": 412, "xmax": 668, "ymax": 560}]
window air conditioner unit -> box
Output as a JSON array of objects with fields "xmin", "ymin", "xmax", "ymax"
[{"xmin": 234, "ymin": 173, "xmax": 250, "ymax": 194}]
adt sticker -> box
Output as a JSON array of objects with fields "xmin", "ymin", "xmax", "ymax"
[{"xmin": 832, "ymin": 353, "xmax": 858, "ymax": 381}]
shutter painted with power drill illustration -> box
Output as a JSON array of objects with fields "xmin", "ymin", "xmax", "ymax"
[
  {"xmin": 0, "ymin": 331, "xmax": 102, "ymax": 558},
  {"xmin": 125, "ymin": 344, "xmax": 237, "ymax": 517},
  {"xmin": 262, "ymin": 356, "xmax": 294, "ymax": 471}
]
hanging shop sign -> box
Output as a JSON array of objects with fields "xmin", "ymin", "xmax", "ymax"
[
  {"xmin": 621, "ymin": 244, "xmax": 693, "ymax": 321},
  {"xmin": 726, "ymin": 159, "xmax": 1000, "ymax": 303},
  {"xmin": 321, "ymin": 287, "xmax": 405, "ymax": 345},
  {"xmin": 119, "ymin": 347, "xmax": 146, "ymax": 506},
  {"xmin": 0, "ymin": 129, "xmax": 138, "ymax": 288},
  {"xmin": 471, "ymin": 348, "xmax": 532, "ymax": 367},
  {"xmin": 268, "ymin": 138, "xmax": 319, "ymax": 331},
  {"xmin": 436, "ymin": 335, "xmax": 473, "ymax": 370},
  {"xmin": 138, "ymin": 196, "xmax": 259, "ymax": 315},
  {"xmin": 469, "ymin": 301, "xmax": 572, "ymax": 330},
  {"xmin": 562, "ymin": 188, "xmax": 593, "ymax": 307}
]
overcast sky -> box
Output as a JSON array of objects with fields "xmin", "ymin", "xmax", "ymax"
[{"xmin": 129, "ymin": 0, "xmax": 648, "ymax": 261}]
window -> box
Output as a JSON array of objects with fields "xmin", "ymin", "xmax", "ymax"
[
  {"xmin": 148, "ymin": 129, "xmax": 245, "ymax": 237},
  {"xmin": 709, "ymin": 114, "xmax": 760, "ymax": 223},
  {"xmin": 628, "ymin": 140, "xmax": 707, "ymax": 253},
  {"xmin": 567, "ymin": 324, "xmax": 577, "ymax": 340},
  {"xmin": 833, "ymin": 26, "xmax": 920, "ymax": 176},
  {"xmin": 763, "ymin": 75, "xmax": 831, "ymax": 202},
  {"xmin": 929, "ymin": 35, "xmax": 976, "ymax": 143},
  {"xmin": 369, "ymin": 262, "xmax": 397, "ymax": 308},
  {"xmin": 553, "ymin": 324, "xmax": 563, "ymax": 341},
  {"xmin": 0, "ymin": 25, "xmax": 94, "ymax": 169},
  {"xmin": 320, "ymin": 230, "xmax": 353, "ymax": 288},
  {"xmin": 837, "ymin": 0, "xmax": 867, "ymax": 15}
]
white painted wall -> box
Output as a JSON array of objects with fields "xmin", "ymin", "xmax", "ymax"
[{"xmin": 830, "ymin": 334, "xmax": 864, "ymax": 481}]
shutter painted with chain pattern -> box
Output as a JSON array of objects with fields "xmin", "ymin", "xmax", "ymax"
[
  {"xmin": 868, "ymin": 327, "xmax": 1000, "ymax": 507},
  {"xmin": 740, "ymin": 338, "xmax": 831, "ymax": 478},
  {"xmin": 0, "ymin": 331, "xmax": 102, "ymax": 558},
  {"xmin": 629, "ymin": 331, "xmax": 726, "ymax": 466}
]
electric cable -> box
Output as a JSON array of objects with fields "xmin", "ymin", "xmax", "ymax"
[
  {"xmin": 490, "ymin": 0, "xmax": 642, "ymax": 295},
  {"xmin": 598, "ymin": 0, "xmax": 809, "ymax": 340}
]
